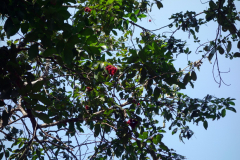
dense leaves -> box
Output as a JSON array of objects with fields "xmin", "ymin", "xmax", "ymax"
[{"xmin": 0, "ymin": 0, "xmax": 238, "ymax": 159}]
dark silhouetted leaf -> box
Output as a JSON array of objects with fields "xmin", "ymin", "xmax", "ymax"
[
  {"xmin": 156, "ymin": 1, "xmax": 163, "ymax": 9},
  {"xmin": 203, "ymin": 120, "xmax": 208, "ymax": 130},
  {"xmin": 28, "ymin": 44, "xmax": 39, "ymax": 59},
  {"xmin": 21, "ymin": 23, "xmax": 29, "ymax": 34},
  {"xmin": 2, "ymin": 110, "xmax": 10, "ymax": 127},
  {"xmin": 154, "ymin": 87, "xmax": 161, "ymax": 101},
  {"xmin": 183, "ymin": 73, "xmax": 190, "ymax": 85},
  {"xmin": 4, "ymin": 17, "xmax": 20, "ymax": 38},
  {"xmin": 33, "ymin": 112, "xmax": 52, "ymax": 123},
  {"xmin": 237, "ymin": 41, "xmax": 240, "ymax": 49},
  {"xmin": 191, "ymin": 71, "xmax": 197, "ymax": 81},
  {"xmin": 233, "ymin": 52, "xmax": 240, "ymax": 57},
  {"xmin": 30, "ymin": 94, "xmax": 52, "ymax": 105},
  {"xmin": 226, "ymin": 107, "xmax": 236, "ymax": 113},
  {"xmin": 227, "ymin": 41, "xmax": 232, "ymax": 53},
  {"xmin": 217, "ymin": 46, "xmax": 224, "ymax": 55}
]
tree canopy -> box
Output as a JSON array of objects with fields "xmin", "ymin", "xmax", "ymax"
[{"xmin": 0, "ymin": 0, "xmax": 239, "ymax": 159}]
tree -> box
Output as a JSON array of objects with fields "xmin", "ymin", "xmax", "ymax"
[{"xmin": 0, "ymin": 0, "xmax": 238, "ymax": 159}]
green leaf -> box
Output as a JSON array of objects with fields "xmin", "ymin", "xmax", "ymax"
[
  {"xmin": 136, "ymin": 140, "xmax": 141, "ymax": 148},
  {"xmin": 160, "ymin": 142, "xmax": 168, "ymax": 151},
  {"xmin": 183, "ymin": 73, "xmax": 190, "ymax": 85},
  {"xmin": 137, "ymin": 14, "xmax": 147, "ymax": 18},
  {"xmin": 154, "ymin": 87, "xmax": 161, "ymax": 101},
  {"xmin": 209, "ymin": 1, "xmax": 217, "ymax": 9},
  {"xmin": 136, "ymin": 107, "xmax": 141, "ymax": 114},
  {"xmin": 134, "ymin": 9, "xmax": 140, "ymax": 15},
  {"xmin": 80, "ymin": 28, "xmax": 94, "ymax": 36},
  {"xmin": 236, "ymin": 41, "xmax": 240, "ymax": 49},
  {"xmin": 172, "ymin": 128, "xmax": 178, "ymax": 135},
  {"xmin": 149, "ymin": 149, "xmax": 157, "ymax": 160},
  {"xmin": 33, "ymin": 112, "xmax": 53, "ymax": 123},
  {"xmin": 86, "ymin": 36, "xmax": 97, "ymax": 45},
  {"xmin": 119, "ymin": 92, "xmax": 123, "ymax": 99},
  {"xmin": 227, "ymin": 41, "xmax": 232, "ymax": 53},
  {"xmin": 156, "ymin": 1, "xmax": 163, "ymax": 9},
  {"xmin": 112, "ymin": 30, "xmax": 117, "ymax": 36},
  {"xmin": 30, "ymin": 94, "xmax": 52, "ymax": 105},
  {"xmin": 2, "ymin": 110, "xmax": 10, "ymax": 127},
  {"xmin": 106, "ymin": 51, "xmax": 112, "ymax": 56},
  {"xmin": 19, "ymin": 142, "xmax": 24, "ymax": 148},
  {"xmin": 0, "ymin": 100, "xmax": 5, "ymax": 106},
  {"xmin": 138, "ymin": 50, "xmax": 146, "ymax": 62},
  {"xmin": 34, "ymin": 104, "xmax": 47, "ymax": 112},
  {"xmin": 217, "ymin": 46, "xmax": 224, "ymax": 55},
  {"xmin": 94, "ymin": 124, "xmax": 101, "ymax": 137},
  {"xmin": 36, "ymin": 149, "xmax": 41, "ymax": 157},
  {"xmin": 5, "ymin": 150, "xmax": 9, "ymax": 158},
  {"xmin": 221, "ymin": 109, "xmax": 226, "ymax": 117},
  {"xmin": 191, "ymin": 71, "xmax": 197, "ymax": 81},
  {"xmin": 130, "ymin": 13, "xmax": 137, "ymax": 23},
  {"xmin": 237, "ymin": 30, "xmax": 240, "ymax": 38},
  {"xmin": 106, "ymin": 0, "xmax": 114, "ymax": 5},
  {"xmin": 205, "ymin": 12, "xmax": 215, "ymax": 21},
  {"xmin": 226, "ymin": 107, "xmax": 236, "ymax": 113},
  {"xmin": 57, "ymin": 40, "xmax": 65, "ymax": 54},
  {"xmin": 233, "ymin": 52, "xmax": 240, "ymax": 57},
  {"xmin": 107, "ymin": 148, "xmax": 111, "ymax": 156},
  {"xmin": 0, "ymin": 152, "xmax": 3, "ymax": 159},
  {"xmin": 21, "ymin": 23, "xmax": 29, "ymax": 34},
  {"xmin": 42, "ymin": 47, "xmax": 57, "ymax": 57},
  {"xmin": 142, "ymin": 132, "xmax": 148, "ymax": 139},
  {"xmin": 59, "ymin": 10, "xmax": 71, "ymax": 20},
  {"xmin": 123, "ymin": 20, "xmax": 128, "ymax": 30},
  {"xmin": 68, "ymin": 121, "xmax": 75, "ymax": 136},
  {"xmin": 63, "ymin": 46, "xmax": 73, "ymax": 65},
  {"xmin": 76, "ymin": 122, "xmax": 84, "ymax": 132},
  {"xmin": 153, "ymin": 134, "xmax": 162, "ymax": 144},
  {"xmin": 32, "ymin": 80, "xmax": 45, "ymax": 92},
  {"xmin": 4, "ymin": 17, "xmax": 20, "ymax": 38},
  {"xmin": 208, "ymin": 52, "xmax": 214, "ymax": 63},
  {"xmin": 203, "ymin": 120, "xmax": 208, "ymax": 130},
  {"xmin": 152, "ymin": 137, "xmax": 157, "ymax": 145},
  {"xmin": 28, "ymin": 44, "xmax": 39, "ymax": 59}
]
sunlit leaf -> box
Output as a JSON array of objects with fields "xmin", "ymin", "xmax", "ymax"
[{"xmin": 221, "ymin": 109, "xmax": 226, "ymax": 117}]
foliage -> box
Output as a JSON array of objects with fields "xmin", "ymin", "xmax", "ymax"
[{"xmin": 0, "ymin": 0, "xmax": 238, "ymax": 159}]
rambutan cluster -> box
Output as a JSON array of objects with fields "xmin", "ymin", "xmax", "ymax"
[
  {"xmin": 86, "ymin": 87, "xmax": 93, "ymax": 91},
  {"xmin": 127, "ymin": 119, "xmax": 138, "ymax": 129},
  {"xmin": 85, "ymin": 105, "xmax": 90, "ymax": 110},
  {"xmin": 84, "ymin": 7, "xmax": 91, "ymax": 12},
  {"xmin": 105, "ymin": 65, "xmax": 117, "ymax": 76}
]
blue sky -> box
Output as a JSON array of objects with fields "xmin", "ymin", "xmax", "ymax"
[
  {"xmin": 145, "ymin": 0, "xmax": 240, "ymax": 160},
  {"xmin": 1, "ymin": 0, "xmax": 240, "ymax": 159}
]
